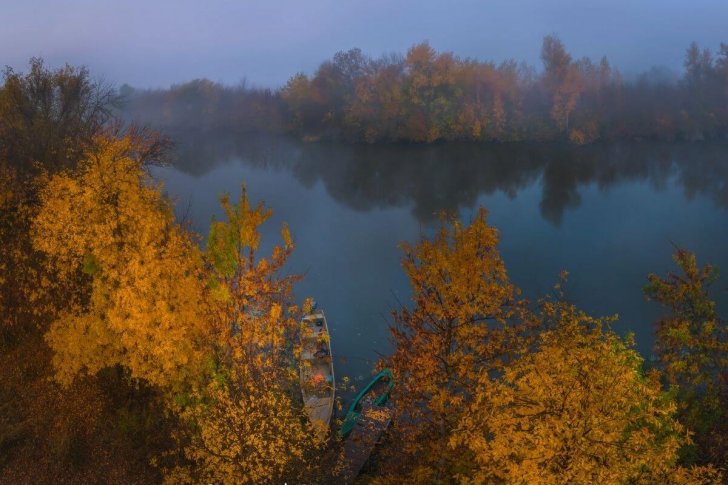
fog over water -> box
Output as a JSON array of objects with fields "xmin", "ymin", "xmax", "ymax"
[{"xmin": 2, "ymin": 1, "xmax": 727, "ymax": 87}]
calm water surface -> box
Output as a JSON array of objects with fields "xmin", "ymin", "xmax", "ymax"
[{"xmin": 153, "ymin": 133, "xmax": 728, "ymax": 383}]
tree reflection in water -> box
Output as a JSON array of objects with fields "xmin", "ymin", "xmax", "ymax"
[{"xmin": 165, "ymin": 128, "xmax": 728, "ymax": 226}]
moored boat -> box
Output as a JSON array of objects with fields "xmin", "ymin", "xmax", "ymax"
[
  {"xmin": 339, "ymin": 368, "xmax": 394, "ymax": 439},
  {"xmin": 333, "ymin": 369, "xmax": 395, "ymax": 483},
  {"xmin": 299, "ymin": 309, "xmax": 335, "ymax": 432}
]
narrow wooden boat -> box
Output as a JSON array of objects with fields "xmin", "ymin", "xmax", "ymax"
[
  {"xmin": 299, "ymin": 309, "xmax": 335, "ymax": 431},
  {"xmin": 339, "ymin": 368, "xmax": 394, "ymax": 439}
]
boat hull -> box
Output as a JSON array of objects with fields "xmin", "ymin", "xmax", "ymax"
[{"xmin": 299, "ymin": 310, "xmax": 335, "ymax": 431}]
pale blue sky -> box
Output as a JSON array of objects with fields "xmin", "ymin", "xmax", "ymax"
[{"xmin": 2, "ymin": 0, "xmax": 726, "ymax": 88}]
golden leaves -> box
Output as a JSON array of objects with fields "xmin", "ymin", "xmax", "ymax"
[
  {"xmin": 30, "ymin": 139, "xmax": 322, "ymax": 482},
  {"xmin": 382, "ymin": 210, "xmax": 719, "ymax": 483},
  {"xmin": 32, "ymin": 136, "xmax": 210, "ymax": 393},
  {"xmin": 452, "ymin": 300, "xmax": 691, "ymax": 484},
  {"xmin": 164, "ymin": 186, "xmax": 322, "ymax": 483},
  {"xmin": 168, "ymin": 368, "xmax": 322, "ymax": 485},
  {"xmin": 385, "ymin": 207, "xmax": 532, "ymax": 479}
]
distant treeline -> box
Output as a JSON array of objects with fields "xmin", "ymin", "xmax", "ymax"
[{"xmin": 122, "ymin": 36, "xmax": 728, "ymax": 144}]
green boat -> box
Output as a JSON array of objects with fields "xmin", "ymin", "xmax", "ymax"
[{"xmin": 339, "ymin": 368, "xmax": 394, "ymax": 439}]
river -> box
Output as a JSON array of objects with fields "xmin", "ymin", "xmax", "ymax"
[{"xmin": 152, "ymin": 132, "xmax": 728, "ymax": 384}]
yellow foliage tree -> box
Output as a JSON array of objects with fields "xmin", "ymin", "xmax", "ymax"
[
  {"xmin": 31, "ymin": 135, "xmax": 210, "ymax": 393},
  {"xmin": 383, "ymin": 208, "xmax": 533, "ymax": 480},
  {"xmin": 168, "ymin": 188, "xmax": 323, "ymax": 483},
  {"xmin": 167, "ymin": 362, "xmax": 320, "ymax": 484},
  {"xmin": 452, "ymin": 299, "xmax": 721, "ymax": 484},
  {"xmin": 204, "ymin": 188, "xmax": 299, "ymax": 369},
  {"xmin": 32, "ymin": 141, "xmax": 323, "ymax": 481}
]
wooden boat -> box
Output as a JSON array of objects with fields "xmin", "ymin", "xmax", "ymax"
[
  {"xmin": 333, "ymin": 369, "xmax": 395, "ymax": 483},
  {"xmin": 299, "ymin": 309, "xmax": 335, "ymax": 431},
  {"xmin": 334, "ymin": 400, "xmax": 394, "ymax": 484},
  {"xmin": 339, "ymin": 368, "xmax": 394, "ymax": 439}
]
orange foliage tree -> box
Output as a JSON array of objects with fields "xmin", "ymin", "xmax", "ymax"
[{"xmin": 382, "ymin": 208, "xmax": 533, "ymax": 481}]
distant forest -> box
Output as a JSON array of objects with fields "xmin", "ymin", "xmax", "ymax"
[{"xmin": 122, "ymin": 36, "xmax": 728, "ymax": 144}]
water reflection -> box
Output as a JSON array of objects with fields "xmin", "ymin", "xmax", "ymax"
[
  {"xmin": 154, "ymin": 128, "xmax": 728, "ymax": 384},
  {"xmin": 167, "ymin": 129, "xmax": 728, "ymax": 225}
]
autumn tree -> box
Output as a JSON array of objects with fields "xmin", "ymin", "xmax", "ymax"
[
  {"xmin": 452, "ymin": 299, "xmax": 720, "ymax": 484},
  {"xmin": 0, "ymin": 59, "xmax": 119, "ymax": 342},
  {"xmin": 566, "ymin": 56, "xmax": 620, "ymax": 144},
  {"xmin": 644, "ymin": 248, "xmax": 728, "ymax": 466},
  {"xmin": 681, "ymin": 42, "xmax": 725, "ymax": 139},
  {"xmin": 308, "ymin": 48, "xmax": 369, "ymax": 135},
  {"xmin": 381, "ymin": 208, "xmax": 533, "ymax": 481},
  {"xmin": 541, "ymin": 35, "xmax": 584, "ymax": 135},
  {"xmin": 31, "ymin": 136, "xmax": 323, "ymax": 482},
  {"xmin": 346, "ymin": 55, "xmax": 405, "ymax": 142},
  {"xmin": 281, "ymin": 73, "xmax": 319, "ymax": 135},
  {"xmin": 31, "ymin": 135, "xmax": 210, "ymax": 393},
  {"xmin": 0, "ymin": 60, "xmax": 173, "ymax": 482},
  {"xmin": 167, "ymin": 188, "xmax": 324, "ymax": 484},
  {"xmin": 401, "ymin": 43, "xmax": 462, "ymax": 142},
  {"xmin": 0, "ymin": 58, "xmax": 118, "ymax": 174},
  {"xmin": 166, "ymin": 366, "xmax": 321, "ymax": 484},
  {"xmin": 450, "ymin": 60, "xmax": 488, "ymax": 140},
  {"xmin": 0, "ymin": 165, "xmax": 55, "ymax": 339}
]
